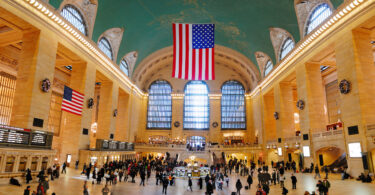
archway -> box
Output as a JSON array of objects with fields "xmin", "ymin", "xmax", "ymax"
[
  {"xmin": 186, "ymin": 136, "xmax": 206, "ymax": 151},
  {"xmin": 315, "ymin": 146, "xmax": 347, "ymax": 172}
]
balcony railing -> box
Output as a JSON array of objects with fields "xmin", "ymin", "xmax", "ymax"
[{"xmin": 312, "ymin": 130, "xmax": 343, "ymax": 139}]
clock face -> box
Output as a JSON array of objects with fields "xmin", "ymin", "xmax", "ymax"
[
  {"xmin": 296, "ymin": 100, "xmax": 305, "ymax": 110},
  {"xmin": 339, "ymin": 79, "xmax": 351, "ymax": 94},
  {"xmin": 174, "ymin": 121, "xmax": 180, "ymax": 127},
  {"xmin": 41, "ymin": 79, "xmax": 51, "ymax": 92}
]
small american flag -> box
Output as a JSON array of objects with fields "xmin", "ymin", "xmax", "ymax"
[
  {"xmin": 172, "ymin": 23, "xmax": 215, "ymax": 80},
  {"xmin": 62, "ymin": 86, "xmax": 84, "ymax": 116}
]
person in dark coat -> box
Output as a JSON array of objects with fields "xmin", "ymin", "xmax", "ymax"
[
  {"xmin": 25, "ymin": 169, "xmax": 32, "ymax": 184},
  {"xmin": 247, "ymin": 175, "xmax": 253, "ymax": 189},
  {"xmin": 140, "ymin": 171, "xmax": 145, "ymax": 186},
  {"xmin": 236, "ymin": 179, "xmax": 243, "ymax": 195},
  {"xmin": 10, "ymin": 177, "xmax": 21, "ymax": 186},
  {"xmin": 206, "ymin": 180, "xmax": 214, "ymax": 195},
  {"xmin": 188, "ymin": 177, "xmax": 193, "ymax": 191},
  {"xmin": 198, "ymin": 177, "xmax": 203, "ymax": 189},
  {"xmin": 162, "ymin": 177, "xmax": 169, "ymax": 194},
  {"xmin": 23, "ymin": 186, "xmax": 31, "ymax": 195},
  {"xmin": 291, "ymin": 174, "xmax": 297, "ymax": 189}
]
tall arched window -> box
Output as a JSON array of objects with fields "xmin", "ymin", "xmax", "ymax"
[
  {"xmin": 147, "ymin": 80, "xmax": 172, "ymax": 129},
  {"xmin": 98, "ymin": 37, "xmax": 113, "ymax": 60},
  {"xmin": 305, "ymin": 3, "xmax": 332, "ymax": 35},
  {"xmin": 61, "ymin": 5, "xmax": 87, "ymax": 36},
  {"xmin": 264, "ymin": 60, "xmax": 273, "ymax": 77},
  {"xmin": 184, "ymin": 81, "xmax": 209, "ymax": 130},
  {"xmin": 119, "ymin": 58, "xmax": 129, "ymax": 76},
  {"xmin": 221, "ymin": 81, "xmax": 246, "ymax": 129},
  {"xmin": 279, "ymin": 37, "xmax": 294, "ymax": 61}
]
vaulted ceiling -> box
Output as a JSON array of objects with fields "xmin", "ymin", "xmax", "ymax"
[{"xmin": 49, "ymin": 0, "xmax": 344, "ymax": 74}]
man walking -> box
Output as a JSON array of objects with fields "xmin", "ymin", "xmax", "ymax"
[{"xmin": 291, "ymin": 174, "xmax": 297, "ymax": 189}]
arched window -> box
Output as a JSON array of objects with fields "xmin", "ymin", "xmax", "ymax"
[
  {"xmin": 221, "ymin": 81, "xmax": 246, "ymax": 129},
  {"xmin": 279, "ymin": 37, "xmax": 294, "ymax": 61},
  {"xmin": 305, "ymin": 3, "xmax": 332, "ymax": 35},
  {"xmin": 147, "ymin": 80, "xmax": 172, "ymax": 129},
  {"xmin": 98, "ymin": 37, "xmax": 113, "ymax": 60},
  {"xmin": 264, "ymin": 60, "xmax": 273, "ymax": 77},
  {"xmin": 184, "ymin": 81, "xmax": 209, "ymax": 130},
  {"xmin": 119, "ymin": 58, "xmax": 129, "ymax": 76},
  {"xmin": 61, "ymin": 5, "xmax": 87, "ymax": 36}
]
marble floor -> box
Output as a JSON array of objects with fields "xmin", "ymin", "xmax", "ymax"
[{"xmin": 0, "ymin": 168, "xmax": 374, "ymax": 195}]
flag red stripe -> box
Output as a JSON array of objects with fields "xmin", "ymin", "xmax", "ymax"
[
  {"xmin": 178, "ymin": 24, "xmax": 183, "ymax": 79},
  {"xmin": 62, "ymin": 108, "xmax": 82, "ymax": 116},
  {"xmin": 62, "ymin": 101, "xmax": 83, "ymax": 113},
  {"xmin": 198, "ymin": 49, "xmax": 202, "ymax": 80},
  {"xmin": 73, "ymin": 90, "xmax": 84, "ymax": 97},
  {"xmin": 191, "ymin": 49, "xmax": 197, "ymax": 80},
  {"xmin": 213, "ymin": 48, "xmax": 215, "ymax": 80},
  {"xmin": 204, "ymin": 48, "xmax": 210, "ymax": 80},
  {"xmin": 185, "ymin": 24, "xmax": 189, "ymax": 80},
  {"xmin": 172, "ymin": 23, "xmax": 176, "ymax": 77}
]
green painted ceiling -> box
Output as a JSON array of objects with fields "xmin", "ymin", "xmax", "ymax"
[{"xmin": 49, "ymin": 0, "xmax": 344, "ymax": 73}]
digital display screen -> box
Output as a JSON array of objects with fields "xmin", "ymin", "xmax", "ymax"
[
  {"xmin": 102, "ymin": 140, "xmax": 109, "ymax": 149},
  {"xmin": 303, "ymin": 146, "xmax": 310, "ymax": 157},
  {"xmin": 31, "ymin": 133, "xmax": 47, "ymax": 146},
  {"xmin": 0, "ymin": 128, "xmax": 29, "ymax": 144},
  {"xmin": 348, "ymin": 142, "xmax": 362, "ymax": 158}
]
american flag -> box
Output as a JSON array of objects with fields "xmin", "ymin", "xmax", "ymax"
[
  {"xmin": 172, "ymin": 23, "xmax": 215, "ymax": 80},
  {"xmin": 61, "ymin": 86, "xmax": 84, "ymax": 116}
]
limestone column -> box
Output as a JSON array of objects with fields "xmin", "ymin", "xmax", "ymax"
[
  {"xmin": 77, "ymin": 63, "xmax": 96, "ymax": 150},
  {"xmin": 25, "ymin": 156, "xmax": 31, "ymax": 170},
  {"xmin": 13, "ymin": 156, "xmax": 20, "ymax": 172},
  {"xmin": 245, "ymin": 97, "xmax": 255, "ymax": 144},
  {"xmin": 114, "ymin": 89, "xmax": 130, "ymax": 141},
  {"xmin": 58, "ymin": 62, "xmax": 93, "ymax": 165},
  {"xmin": 335, "ymin": 29, "xmax": 375, "ymax": 176},
  {"xmin": 274, "ymin": 82, "xmax": 295, "ymax": 161},
  {"xmin": 296, "ymin": 62, "xmax": 327, "ymax": 167},
  {"xmin": 10, "ymin": 30, "xmax": 57, "ymax": 131},
  {"xmin": 96, "ymin": 81, "xmax": 118, "ymax": 141}
]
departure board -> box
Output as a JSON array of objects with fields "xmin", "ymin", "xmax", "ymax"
[
  {"xmin": 119, "ymin": 142, "xmax": 126, "ymax": 150},
  {"xmin": 102, "ymin": 140, "xmax": 109, "ymax": 149},
  {"xmin": 0, "ymin": 128, "xmax": 30, "ymax": 144},
  {"xmin": 31, "ymin": 133, "xmax": 47, "ymax": 146}
]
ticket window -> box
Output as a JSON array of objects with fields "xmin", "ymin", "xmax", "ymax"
[
  {"xmin": 18, "ymin": 157, "xmax": 28, "ymax": 172},
  {"xmin": 31, "ymin": 157, "xmax": 38, "ymax": 171},
  {"xmin": 41, "ymin": 157, "xmax": 48, "ymax": 170},
  {"xmin": 5, "ymin": 156, "xmax": 15, "ymax": 172}
]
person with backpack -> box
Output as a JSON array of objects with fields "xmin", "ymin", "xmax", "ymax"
[
  {"xmin": 235, "ymin": 179, "xmax": 242, "ymax": 195},
  {"xmin": 291, "ymin": 174, "xmax": 297, "ymax": 189}
]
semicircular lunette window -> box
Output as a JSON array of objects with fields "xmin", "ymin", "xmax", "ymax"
[
  {"xmin": 119, "ymin": 58, "xmax": 129, "ymax": 76},
  {"xmin": 305, "ymin": 3, "xmax": 332, "ymax": 35},
  {"xmin": 147, "ymin": 80, "xmax": 172, "ymax": 129},
  {"xmin": 264, "ymin": 60, "xmax": 273, "ymax": 77},
  {"xmin": 279, "ymin": 37, "xmax": 295, "ymax": 61},
  {"xmin": 98, "ymin": 37, "xmax": 113, "ymax": 60},
  {"xmin": 221, "ymin": 81, "xmax": 246, "ymax": 130},
  {"xmin": 183, "ymin": 81, "xmax": 210, "ymax": 130},
  {"xmin": 60, "ymin": 5, "xmax": 87, "ymax": 36}
]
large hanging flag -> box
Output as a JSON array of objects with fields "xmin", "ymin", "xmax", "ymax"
[
  {"xmin": 172, "ymin": 23, "xmax": 215, "ymax": 80},
  {"xmin": 61, "ymin": 86, "xmax": 84, "ymax": 116}
]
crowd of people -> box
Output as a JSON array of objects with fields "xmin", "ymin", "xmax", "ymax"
[{"xmin": 5, "ymin": 154, "xmax": 372, "ymax": 195}]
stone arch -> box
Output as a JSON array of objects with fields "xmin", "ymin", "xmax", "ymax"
[
  {"xmin": 269, "ymin": 27, "xmax": 296, "ymax": 63},
  {"xmin": 120, "ymin": 51, "xmax": 138, "ymax": 77},
  {"xmin": 97, "ymin": 28, "xmax": 124, "ymax": 63},
  {"xmin": 133, "ymin": 45, "xmax": 261, "ymax": 93},
  {"xmin": 59, "ymin": 0, "xmax": 98, "ymax": 39},
  {"xmin": 294, "ymin": 0, "xmax": 334, "ymax": 38},
  {"xmin": 254, "ymin": 51, "xmax": 273, "ymax": 78}
]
